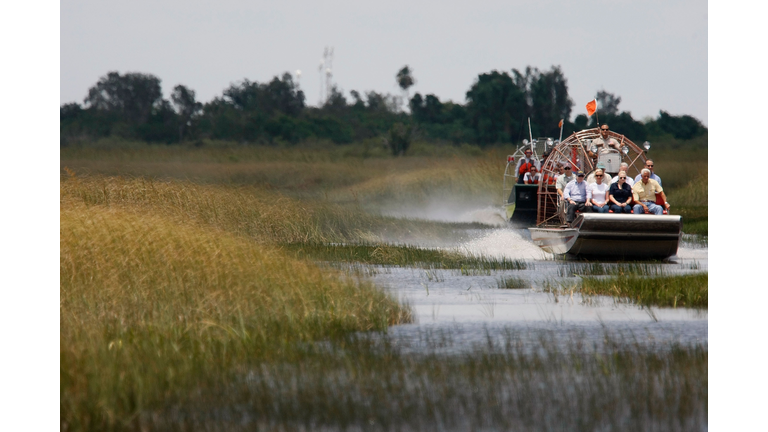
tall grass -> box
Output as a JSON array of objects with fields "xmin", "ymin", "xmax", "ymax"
[
  {"xmin": 283, "ymin": 242, "xmax": 528, "ymax": 270},
  {"xmin": 579, "ymin": 273, "xmax": 708, "ymax": 308},
  {"xmin": 60, "ymin": 172, "xmax": 490, "ymax": 246},
  {"xmin": 60, "ymin": 203, "xmax": 411, "ymax": 430},
  {"xmin": 134, "ymin": 330, "xmax": 708, "ymax": 431}
]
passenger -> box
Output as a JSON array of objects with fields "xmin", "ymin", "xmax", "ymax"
[
  {"xmin": 543, "ymin": 162, "xmax": 562, "ymax": 185},
  {"xmin": 586, "ymin": 169, "xmax": 610, "ymax": 213},
  {"xmin": 634, "ymin": 159, "xmax": 662, "ymax": 186},
  {"xmin": 523, "ymin": 166, "xmax": 542, "ymax": 184},
  {"xmin": 514, "ymin": 148, "xmax": 540, "ymax": 184},
  {"xmin": 563, "ymin": 170, "xmax": 589, "ymax": 224},
  {"xmin": 608, "ymin": 172, "xmax": 633, "ymax": 213},
  {"xmin": 632, "ymin": 168, "xmax": 670, "ymax": 215},
  {"xmin": 589, "ymin": 124, "xmax": 621, "ymax": 158},
  {"xmin": 587, "ymin": 162, "xmax": 612, "ymax": 184},
  {"xmin": 610, "ymin": 163, "xmax": 635, "ymax": 186},
  {"xmin": 556, "ymin": 164, "xmax": 575, "ymax": 200}
]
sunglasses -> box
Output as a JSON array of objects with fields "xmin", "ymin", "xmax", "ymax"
[
  {"xmin": 595, "ymin": 175, "xmax": 603, "ymax": 177},
  {"xmin": 564, "ymin": 167, "xmax": 571, "ymax": 170},
  {"xmin": 600, "ymin": 128, "xmax": 609, "ymax": 131},
  {"xmin": 646, "ymin": 164, "xmax": 654, "ymax": 167},
  {"xmin": 619, "ymin": 177, "xmax": 627, "ymax": 180}
]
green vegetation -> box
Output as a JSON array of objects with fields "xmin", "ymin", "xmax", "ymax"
[
  {"xmin": 284, "ymin": 243, "xmax": 528, "ymax": 270},
  {"xmin": 579, "ymin": 273, "xmax": 708, "ymax": 309},
  {"xmin": 60, "ymin": 203, "xmax": 411, "ymax": 430},
  {"xmin": 60, "ymin": 132, "xmax": 707, "ymax": 430},
  {"xmin": 61, "ymin": 68, "xmax": 707, "ymax": 148},
  {"xmin": 135, "ymin": 332, "xmax": 707, "ymax": 431}
]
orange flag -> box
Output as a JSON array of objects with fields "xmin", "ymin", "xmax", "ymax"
[
  {"xmin": 558, "ymin": 119, "xmax": 564, "ymax": 128},
  {"xmin": 586, "ymin": 99, "xmax": 597, "ymax": 117}
]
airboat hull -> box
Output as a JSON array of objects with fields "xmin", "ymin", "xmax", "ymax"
[{"xmin": 528, "ymin": 214, "xmax": 682, "ymax": 259}]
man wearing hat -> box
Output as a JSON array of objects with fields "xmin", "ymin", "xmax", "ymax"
[
  {"xmin": 555, "ymin": 164, "xmax": 576, "ymax": 200},
  {"xmin": 586, "ymin": 162, "xmax": 612, "ymax": 184},
  {"xmin": 563, "ymin": 170, "xmax": 590, "ymax": 225}
]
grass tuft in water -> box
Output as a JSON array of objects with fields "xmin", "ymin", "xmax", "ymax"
[
  {"xmin": 497, "ymin": 276, "xmax": 528, "ymax": 289},
  {"xmin": 579, "ymin": 273, "xmax": 708, "ymax": 309},
  {"xmin": 282, "ymin": 242, "xmax": 528, "ymax": 270}
]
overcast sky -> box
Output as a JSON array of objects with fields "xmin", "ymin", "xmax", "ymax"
[{"xmin": 61, "ymin": 0, "xmax": 708, "ymax": 125}]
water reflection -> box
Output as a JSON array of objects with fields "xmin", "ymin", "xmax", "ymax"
[{"xmin": 370, "ymin": 227, "xmax": 708, "ymax": 351}]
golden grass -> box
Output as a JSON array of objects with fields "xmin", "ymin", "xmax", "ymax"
[{"xmin": 60, "ymin": 201, "xmax": 410, "ymax": 430}]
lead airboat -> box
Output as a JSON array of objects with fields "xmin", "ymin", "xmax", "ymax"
[{"xmin": 502, "ymin": 127, "xmax": 682, "ymax": 259}]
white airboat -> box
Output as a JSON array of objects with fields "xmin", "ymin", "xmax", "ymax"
[{"xmin": 502, "ymin": 127, "xmax": 682, "ymax": 259}]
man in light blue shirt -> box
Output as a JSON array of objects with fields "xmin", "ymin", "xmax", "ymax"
[
  {"xmin": 563, "ymin": 170, "xmax": 590, "ymax": 224},
  {"xmin": 634, "ymin": 159, "xmax": 662, "ymax": 186}
]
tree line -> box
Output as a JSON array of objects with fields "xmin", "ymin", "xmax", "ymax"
[{"xmin": 60, "ymin": 67, "xmax": 707, "ymax": 152}]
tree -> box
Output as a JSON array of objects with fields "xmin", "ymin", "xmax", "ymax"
[
  {"xmin": 171, "ymin": 85, "xmax": 203, "ymax": 141},
  {"xmin": 396, "ymin": 66, "xmax": 416, "ymax": 110},
  {"xmin": 84, "ymin": 71, "xmax": 164, "ymax": 125},
  {"xmin": 512, "ymin": 66, "xmax": 573, "ymax": 137},
  {"xmin": 465, "ymin": 70, "xmax": 527, "ymax": 145},
  {"xmin": 596, "ymin": 90, "xmax": 621, "ymax": 116},
  {"xmin": 648, "ymin": 111, "xmax": 707, "ymax": 140}
]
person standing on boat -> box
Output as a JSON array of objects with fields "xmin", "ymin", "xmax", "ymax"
[
  {"xmin": 632, "ymin": 169, "xmax": 669, "ymax": 215},
  {"xmin": 609, "ymin": 172, "xmax": 634, "ymax": 213},
  {"xmin": 634, "ymin": 159, "xmax": 662, "ymax": 186},
  {"xmin": 586, "ymin": 169, "xmax": 610, "ymax": 213},
  {"xmin": 556, "ymin": 165, "xmax": 575, "ymax": 200},
  {"xmin": 610, "ymin": 163, "xmax": 635, "ymax": 186},
  {"xmin": 563, "ymin": 170, "xmax": 590, "ymax": 224},
  {"xmin": 589, "ymin": 124, "xmax": 621, "ymax": 158},
  {"xmin": 514, "ymin": 148, "xmax": 540, "ymax": 184}
]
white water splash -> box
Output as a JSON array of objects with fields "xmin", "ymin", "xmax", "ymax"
[{"xmin": 457, "ymin": 228, "xmax": 551, "ymax": 260}]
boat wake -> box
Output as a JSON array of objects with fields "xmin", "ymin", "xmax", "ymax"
[{"xmin": 457, "ymin": 228, "xmax": 551, "ymax": 261}]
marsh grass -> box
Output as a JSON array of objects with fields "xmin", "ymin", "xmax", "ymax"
[
  {"xmin": 497, "ymin": 276, "xmax": 528, "ymax": 289},
  {"xmin": 138, "ymin": 330, "xmax": 707, "ymax": 432},
  {"xmin": 60, "ymin": 203, "xmax": 411, "ymax": 431},
  {"xmin": 281, "ymin": 242, "xmax": 528, "ymax": 270},
  {"xmin": 60, "ymin": 172, "xmax": 491, "ymax": 246},
  {"xmin": 579, "ymin": 273, "xmax": 708, "ymax": 308},
  {"xmin": 557, "ymin": 262, "xmax": 666, "ymax": 277}
]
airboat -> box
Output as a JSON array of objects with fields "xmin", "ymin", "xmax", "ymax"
[{"xmin": 502, "ymin": 127, "xmax": 682, "ymax": 259}]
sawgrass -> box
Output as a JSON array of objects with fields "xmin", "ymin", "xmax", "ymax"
[
  {"xmin": 60, "ymin": 203, "xmax": 411, "ymax": 431},
  {"xmin": 282, "ymin": 242, "xmax": 528, "ymax": 270},
  {"xmin": 128, "ymin": 330, "xmax": 708, "ymax": 432},
  {"xmin": 579, "ymin": 273, "xmax": 708, "ymax": 309}
]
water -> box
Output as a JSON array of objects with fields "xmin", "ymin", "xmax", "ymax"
[{"xmin": 369, "ymin": 227, "xmax": 708, "ymax": 353}]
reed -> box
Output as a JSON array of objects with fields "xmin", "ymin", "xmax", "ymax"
[
  {"xmin": 132, "ymin": 330, "xmax": 707, "ymax": 431},
  {"xmin": 60, "ymin": 172, "xmax": 492, "ymax": 246},
  {"xmin": 578, "ymin": 273, "xmax": 708, "ymax": 308},
  {"xmin": 60, "ymin": 203, "xmax": 411, "ymax": 431},
  {"xmin": 283, "ymin": 242, "xmax": 528, "ymax": 270}
]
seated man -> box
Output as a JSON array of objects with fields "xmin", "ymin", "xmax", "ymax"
[
  {"xmin": 610, "ymin": 163, "xmax": 635, "ymax": 186},
  {"xmin": 609, "ymin": 172, "xmax": 633, "ymax": 213},
  {"xmin": 563, "ymin": 170, "xmax": 589, "ymax": 224},
  {"xmin": 514, "ymin": 148, "xmax": 539, "ymax": 184},
  {"xmin": 588, "ymin": 124, "xmax": 621, "ymax": 159},
  {"xmin": 632, "ymin": 169, "xmax": 670, "ymax": 215},
  {"xmin": 523, "ymin": 166, "xmax": 542, "ymax": 184},
  {"xmin": 634, "ymin": 159, "xmax": 662, "ymax": 186},
  {"xmin": 555, "ymin": 164, "xmax": 575, "ymax": 200}
]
